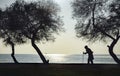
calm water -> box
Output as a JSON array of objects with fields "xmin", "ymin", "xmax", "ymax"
[{"xmin": 0, "ymin": 54, "xmax": 120, "ymax": 64}]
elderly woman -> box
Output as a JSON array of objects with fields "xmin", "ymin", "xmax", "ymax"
[{"xmin": 83, "ymin": 45, "xmax": 94, "ymax": 64}]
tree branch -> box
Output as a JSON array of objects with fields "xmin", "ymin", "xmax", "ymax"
[
  {"xmin": 119, "ymin": 35, "xmax": 120, "ymax": 38},
  {"xmin": 94, "ymin": 26, "xmax": 115, "ymax": 40}
]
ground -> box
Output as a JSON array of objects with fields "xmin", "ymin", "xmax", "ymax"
[{"xmin": 0, "ymin": 63, "xmax": 120, "ymax": 76}]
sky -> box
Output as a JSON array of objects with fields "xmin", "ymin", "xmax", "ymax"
[{"xmin": 0, "ymin": 0, "xmax": 120, "ymax": 54}]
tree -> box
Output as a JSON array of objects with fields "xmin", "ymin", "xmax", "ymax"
[
  {"xmin": 72, "ymin": 0, "xmax": 120, "ymax": 64},
  {"xmin": 95, "ymin": 1, "xmax": 120, "ymax": 64},
  {"xmin": 0, "ymin": 4, "xmax": 27, "ymax": 63},
  {"xmin": 3, "ymin": 0, "xmax": 63, "ymax": 64}
]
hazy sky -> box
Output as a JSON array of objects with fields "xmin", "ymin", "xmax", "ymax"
[{"xmin": 0, "ymin": 0, "xmax": 120, "ymax": 54}]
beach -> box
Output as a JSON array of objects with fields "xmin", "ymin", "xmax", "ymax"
[{"xmin": 0, "ymin": 63, "xmax": 120, "ymax": 76}]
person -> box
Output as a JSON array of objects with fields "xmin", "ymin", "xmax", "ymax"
[{"xmin": 83, "ymin": 45, "xmax": 94, "ymax": 64}]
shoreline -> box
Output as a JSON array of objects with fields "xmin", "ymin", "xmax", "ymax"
[{"xmin": 0, "ymin": 63, "xmax": 120, "ymax": 76}]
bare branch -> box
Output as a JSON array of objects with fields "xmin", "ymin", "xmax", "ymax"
[{"xmin": 94, "ymin": 26, "xmax": 115, "ymax": 40}]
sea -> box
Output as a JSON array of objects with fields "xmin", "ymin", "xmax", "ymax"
[{"xmin": 0, "ymin": 54, "xmax": 120, "ymax": 64}]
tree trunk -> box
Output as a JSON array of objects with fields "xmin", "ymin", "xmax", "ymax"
[
  {"xmin": 107, "ymin": 38, "xmax": 120, "ymax": 64},
  {"xmin": 31, "ymin": 38, "xmax": 49, "ymax": 64},
  {"xmin": 11, "ymin": 43, "xmax": 18, "ymax": 63}
]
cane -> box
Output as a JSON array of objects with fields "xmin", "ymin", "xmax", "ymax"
[{"xmin": 82, "ymin": 52, "xmax": 84, "ymax": 63}]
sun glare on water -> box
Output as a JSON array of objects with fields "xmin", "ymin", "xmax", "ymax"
[{"xmin": 47, "ymin": 54, "xmax": 66, "ymax": 63}]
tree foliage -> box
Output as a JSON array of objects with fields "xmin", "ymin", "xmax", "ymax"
[
  {"xmin": 0, "ymin": 1, "xmax": 27, "ymax": 46},
  {"xmin": 72, "ymin": 0, "xmax": 109, "ymax": 42},
  {"xmin": 1, "ymin": 0, "xmax": 63, "ymax": 44},
  {"xmin": 72, "ymin": 0, "xmax": 107, "ymax": 19},
  {"xmin": 8, "ymin": 0, "xmax": 63, "ymax": 42},
  {"xmin": 95, "ymin": 2, "xmax": 120, "ymax": 40}
]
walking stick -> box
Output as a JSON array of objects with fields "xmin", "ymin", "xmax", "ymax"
[{"xmin": 82, "ymin": 52, "xmax": 84, "ymax": 63}]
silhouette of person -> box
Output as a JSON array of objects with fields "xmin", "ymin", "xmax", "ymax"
[{"xmin": 83, "ymin": 45, "xmax": 94, "ymax": 64}]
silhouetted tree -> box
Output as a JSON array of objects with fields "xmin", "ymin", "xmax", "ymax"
[
  {"xmin": 95, "ymin": 1, "xmax": 120, "ymax": 64},
  {"xmin": 3, "ymin": 0, "xmax": 63, "ymax": 64},
  {"xmin": 0, "ymin": 5, "xmax": 26, "ymax": 63},
  {"xmin": 72, "ymin": 0, "xmax": 120, "ymax": 64}
]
